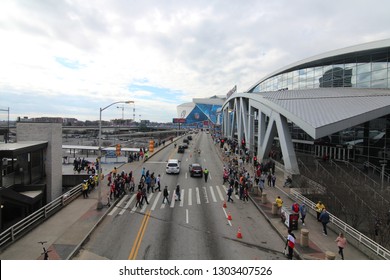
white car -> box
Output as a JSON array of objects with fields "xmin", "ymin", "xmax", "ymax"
[{"xmin": 166, "ymin": 159, "xmax": 180, "ymax": 174}]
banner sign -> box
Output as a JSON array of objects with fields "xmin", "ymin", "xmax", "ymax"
[{"xmin": 173, "ymin": 118, "xmax": 186, "ymax": 123}]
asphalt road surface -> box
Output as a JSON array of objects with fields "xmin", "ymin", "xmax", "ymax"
[{"xmin": 72, "ymin": 132, "xmax": 286, "ymax": 260}]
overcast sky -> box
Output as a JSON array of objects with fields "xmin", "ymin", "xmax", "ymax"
[{"xmin": 1, "ymin": 0, "xmax": 390, "ymax": 123}]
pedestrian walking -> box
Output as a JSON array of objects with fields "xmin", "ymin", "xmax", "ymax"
[
  {"xmin": 175, "ymin": 184, "xmax": 181, "ymax": 201},
  {"xmin": 155, "ymin": 174, "xmax": 161, "ymax": 192},
  {"xmin": 227, "ymin": 185, "xmax": 234, "ymax": 202},
  {"xmin": 162, "ymin": 186, "xmax": 170, "ymax": 204},
  {"xmin": 285, "ymin": 229, "xmax": 296, "ymax": 260},
  {"xmin": 243, "ymin": 187, "xmax": 249, "ymax": 203},
  {"xmin": 299, "ymin": 203, "xmax": 307, "ymax": 226},
  {"xmin": 106, "ymin": 192, "xmax": 111, "ymax": 207},
  {"xmin": 271, "ymin": 173, "xmax": 276, "ymax": 187},
  {"xmin": 275, "ymin": 196, "xmax": 283, "ymax": 212},
  {"xmin": 203, "ymin": 168, "xmax": 209, "ymax": 182},
  {"xmin": 319, "ymin": 208, "xmax": 330, "ymax": 236},
  {"xmin": 141, "ymin": 187, "xmax": 149, "ymax": 205},
  {"xmin": 258, "ymin": 177, "xmax": 264, "ymax": 194},
  {"xmin": 335, "ymin": 232, "xmax": 347, "ymax": 260},
  {"xmin": 316, "ymin": 201, "xmax": 325, "ymax": 221},
  {"xmin": 135, "ymin": 190, "xmax": 142, "ymax": 208},
  {"xmin": 82, "ymin": 180, "xmax": 89, "ymax": 198}
]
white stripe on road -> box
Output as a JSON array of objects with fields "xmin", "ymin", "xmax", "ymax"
[
  {"xmin": 186, "ymin": 209, "xmax": 189, "ymax": 224},
  {"xmin": 170, "ymin": 192, "xmax": 176, "ymax": 208},
  {"xmin": 151, "ymin": 192, "xmax": 161, "ymax": 211},
  {"xmin": 119, "ymin": 194, "xmax": 135, "ymax": 215},
  {"xmin": 108, "ymin": 195, "xmax": 128, "ymax": 216},
  {"xmin": 216, "ymin": 185, "xmax": 224, "ymax": 201},
  {"xmin": 140, "ymin": 193, "xmax": 153, "ymax": 213},
  {"xmin": 180, "ymin": 189, "xmax": 184, "ymax": 207},
  {"xmin": 222, "ymin": 207, "xmax": 232, "ymax": 227},
  {"xmin": 203, "ymin": 186, "xmax": 209, "ymax": 203},
  {"xmin": 188, "ymin": 188, "xmax": 192, "ymax": 206},
  {"xmin": 209, "ymin": 186, "xmax": 217, "ymax": 203},
  {"xmin": 196, "ymin": 187, "xmax": 201, "ymax": 204}
]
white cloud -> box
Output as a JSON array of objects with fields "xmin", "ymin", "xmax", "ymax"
[{"xmin": 0, "ymin": 0, "xmax": 390, "ymax": 122}]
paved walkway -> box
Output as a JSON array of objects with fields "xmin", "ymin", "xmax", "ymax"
[{"xmin": 0, "ymin": 136, "xmax": 370, "ymax": 260}]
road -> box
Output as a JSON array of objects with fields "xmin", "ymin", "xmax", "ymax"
[{"xmin": 72, "ymin": 132, "xmax": 286, "ymax": 260}]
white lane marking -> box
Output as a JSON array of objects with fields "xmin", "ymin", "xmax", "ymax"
[
  {"xmin": 151, "ymin": 192, "xmax": 161, "ymax": 211},
  {"xmin": 140, "ymin": 193, "xmax": 153, "ymax": 213},
  {"xmin": 186, "ymin": 209, "xmax": 189, "ymax": 224},
  {"xmin": 170, "ymin": 192, "xmax": 176, "ymax": 208},
  {"xmin": 216, "ymin": 185, "xmax": 224, "ymax": 201},
  {"xmin": 119, "ymin": 194, "xmax": 136, "ymax": 215},
  {"xmin": 209, "ymin": 186, "xmax": 217, "ymax": 203},
  {"xmin": 108, "ymin": 195, "xmax": 128, "ymax": 216},
  {"xmin": 180, "ymin": 189, "xmax": 185, "ymax": 207},
  {"xmin": 203, "ymin": 186, "xmax": 209, "ymax": 203},
  {"xmin": 188, "ymin": 188, "xmax": 192, "ymax": 206},
  {"xmin": 222, "ymin": 207, "xmax": 232, "ymax": 227},
  {"xmin": 196, "ymin": 187, "xmax": 201, "ymax": 204},
  {"xmin": 185, "ymin": 172, "xmax": 188, "ymax": 179}
]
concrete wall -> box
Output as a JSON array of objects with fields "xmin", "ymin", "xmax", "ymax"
[{"xmin": 16, "ymin": 122, "xmax": 62, "ymax": 202}]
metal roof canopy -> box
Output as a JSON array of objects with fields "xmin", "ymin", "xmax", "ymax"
[
  {"xmin": 255, "ymin": 88, "xmax": 390, "ymax": 139},
  {"xmin": 0, "ymin": 141, "xmax": 48, "ymax": 157}
]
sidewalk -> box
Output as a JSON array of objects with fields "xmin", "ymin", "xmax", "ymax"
[{"xmin": 215, "ymin": 146, "xmax": 370, "ymax": 260}]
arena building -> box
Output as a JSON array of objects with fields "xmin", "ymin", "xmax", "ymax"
[{"xmin": 222, "ymin": 39, "xmax": 390, "ymax": 175}]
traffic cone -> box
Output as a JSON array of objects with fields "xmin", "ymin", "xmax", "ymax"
[
  {"xmin": 223, "ymin": 200, "xmax": 227, "ymax": 208},
  {"xmin": 236, "ymin": 226, "xmax": 242, "ymax": 239},
  {"xmin": 227, "ymin": 212, "xmax": 232, "ymax": 220}
]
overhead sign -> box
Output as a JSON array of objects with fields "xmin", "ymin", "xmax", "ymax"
[{"xmin": 173, "ymin": 118, "xmax": 186, "ymax": 124}]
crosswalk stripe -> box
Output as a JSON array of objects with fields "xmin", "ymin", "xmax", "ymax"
[
  {"xmin": 188, "ymin": 188, "xmax": 192, "ymax": 206},
  {"xmin": 140, "ymin": 193, "xmax": 154, "ymax": 213},
  {"xmin": 108, "ymin": 195, "xmax": 128, "ymax": 216},
  {"xmin": 180, "ymin": 189, "xmax": 185, "ymax": 207},
  {"xmin": 216, "ymin": 185, "xmax": 224, "ymax": 201},
  {"xmin": 203, "ymin": 186, "xmax": 209, "ymax": 203},
  {"xmin": 209, "ymin": 186, "xmax": 217, "ymax": 203},
  {"xmin": 170, "ymin": 192, "xmax": 175, "ymax": 208},
  {"xmin": 196, "ymin": 187, "xmax": 201, "ymax": 204},
  {"xmin": 119, "ymin": 194, "xmax": 136, "ymax": 215},
  {"xmin": 151, "ymin": 192, "xmax": 161, "ymax": 211}
]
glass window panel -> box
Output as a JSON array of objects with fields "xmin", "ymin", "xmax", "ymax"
[
  {"xmin": 356, "ymin": 81, "xmax": 370, "ymax": 88},
  {"xmin": 314, "ymin": 66, "xmax": 323, "ymax": 77},
  {"xmin": 372, "ymin": 69, "xmax": 388, "ymax": 81},
  {"xmin": 372, "ymin": 61, "xmax": 388, "ymax": 71},
  {"xmin": 371, "ymin": 79, "xmax": 388, "ymax": 88},
  {"xmin": 306, "ymin": 68, "xmax": 314, "ymax": 78},
  {"xmin": 357, "ymin": 73, "xmax": 370, "ymax": 83},
  {"xmin": 357, "ymin": 63, "xmax": 371, "ymax": 74}
]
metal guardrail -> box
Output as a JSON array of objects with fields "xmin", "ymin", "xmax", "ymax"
[
  {"xmin": 0, "ymin": 183, "xmax": 83, "ymax": 250},
  {"xmin": 290, "ymin": 189, "xmax": 390, "ymax": 260}
]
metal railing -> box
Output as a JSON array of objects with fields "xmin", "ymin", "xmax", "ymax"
[
  {"xmin": 0, "ymin": 183, "xmax": 83, "ymax": 250},
  {"xmin": 290, "ymin": 189, "xmax": 390, "ymax": 260}
]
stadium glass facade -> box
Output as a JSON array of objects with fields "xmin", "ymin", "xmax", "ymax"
[{"xmin": 247, "ymin": 40, "xmax": 390, "ymax": 167}]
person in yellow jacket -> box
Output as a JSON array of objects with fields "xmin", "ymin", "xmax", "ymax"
[
  {"xmin": 315, "ymin": 201, "xmax": 325, "ymax": 221},
  {"xmin": 275, "ymin": 196, "xmax": 283, "ymax": 212},
  {"xmin": 82, "ymin": 180, "xmax": 89, "ymax": 199}
]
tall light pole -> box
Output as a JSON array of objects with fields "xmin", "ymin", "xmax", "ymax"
[
  {"xmin": 97, "ymin": 100, "xmax": 134, "ymax": 210},
  {"xmin": 0, "ymin": 107, "xmax": 10, "ymax": 143}
]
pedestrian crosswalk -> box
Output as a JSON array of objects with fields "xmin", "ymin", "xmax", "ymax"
[{"xmin": 107, "ymin": 185, "xmax": 241, "ymax": 216}]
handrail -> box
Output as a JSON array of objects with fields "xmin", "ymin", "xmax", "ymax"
[
  {"xmin": 291, "ymin": 189, "xmax": 390, "ymax": 260},
  {"xmin": 0, "ymin": 183, "xmax": 82, "ymax": 250}
]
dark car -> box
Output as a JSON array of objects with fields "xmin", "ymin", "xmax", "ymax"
[
  {"xmin": 182, "ymin": 143, "xmax": 189, "ymax": 149},
  {"xmin": 189, "ymin": 163, "xmax": 203, "ymax": 177},
  {"xmin": 183, "ymin": 138, "xmax": 189, "ymax": 144},
  {"xmin": 177, "ymin": 145, "xmax": 185, "ymax": 153},
  {"xmin": 187, "ymin": 135, "xmax": 192, "ymax": 140}
]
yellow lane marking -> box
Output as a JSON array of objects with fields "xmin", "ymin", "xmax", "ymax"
[{"xmin": 128, "ymin": 210, "xmax": 151, "ymax": 260}]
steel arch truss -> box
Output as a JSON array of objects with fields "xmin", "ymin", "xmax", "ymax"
[{"xmin": 222, "ymin": 94, "xmax": 299, "ymax": 175}]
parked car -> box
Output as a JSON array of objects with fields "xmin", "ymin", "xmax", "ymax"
[
  {"xmin": 189, "ymin": 163, "xmax": 203, "ymax": 177},
  {"xmin": 177, "ymin": 145, "xmax": 185, "ymax": 153}
]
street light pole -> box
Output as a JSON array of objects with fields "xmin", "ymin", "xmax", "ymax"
[{"xmin": 97, "ymin": 100, "xmax": 134, "ymax": 210}]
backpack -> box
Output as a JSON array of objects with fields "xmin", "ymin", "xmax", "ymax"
[{"xmin": 292, "ymin": 203, "xmax": 299, "ymax": 213}]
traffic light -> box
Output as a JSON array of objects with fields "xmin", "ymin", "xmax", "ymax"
[{"xmin": 116, "ymin": 144, "xmax": 121, "ymax": 156}]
